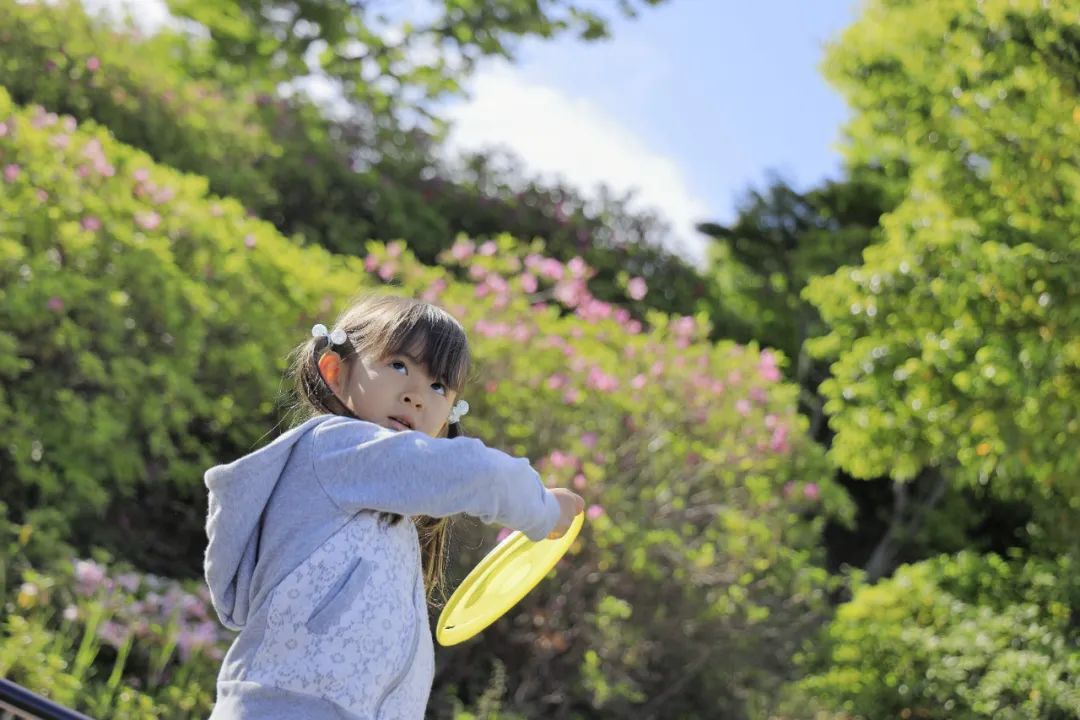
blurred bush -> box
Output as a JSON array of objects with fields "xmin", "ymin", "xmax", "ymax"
[{"xmin": 784, "ymin": 551, "xmax": 1079, "ymax": 720}]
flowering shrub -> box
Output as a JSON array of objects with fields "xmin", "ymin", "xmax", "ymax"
[
  {"xmin": 360, "ymin": 236, "xmax": 854, "ymax": 716},
  {"xmin": 0, "ymin": 0, "xmax": 710, "ymax": 321},
  {"xmin": 0, "ymin": 84, "xmax": 374, "ymax": 573},
  {"xmin": 1, "ymin": 85, "xmax": 850, "ymax": 716},
  {"xmin": 0, "ymin": 0, "xmax": 279, "ymax": 211}
]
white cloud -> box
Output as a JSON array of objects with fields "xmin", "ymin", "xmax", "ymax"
[
  {"xmin": 80, "ymin": 0, "xmax": 177, "ymax": 35},
  {"xmin": 443, "ymin": 62, "xmax": 711, "ymax": 267}
]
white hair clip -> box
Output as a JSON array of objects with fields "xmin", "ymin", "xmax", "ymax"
[
  {"xmin": 448, "ymin": 400, "xmax": 470, "ymax": 424},
  {"xmin": 311, "ymin": 323, "xmax": 348, "ymax": 347}
]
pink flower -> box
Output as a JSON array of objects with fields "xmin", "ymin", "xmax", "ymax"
[
  {"xmin": 573, "ymin": 473, "xmax": 587, "ymax": 489},
  {"xmin": 554, "ymin": 278, "xmax": 589, "ymax": 308},
  {"xmin": 759, "ymin": 350, "xmax": 781, "ymax": 382},
  {"xmin": 244, "ymin": 234, "xmax": 257, "ymax": 248},
  {"xmin": 98, "ymin": 620, "xmax": 130, "ymax": 648},
  {"xmin": 80, "ymin": 216, "xmax": 101, "ymax": 231},
  {"xmin": 563, "ymin": 388, "xmax": 581, "ymax": 404},
  {"xmin": 586, "ymin": 367, "xmax": 618, "ymax": 393},
  {"xmin": 546, "ymin": 374, "xmax": 567, "ymax": 390},
  {"xmin": 3, "ymin": 164, "xmax": 20, "ymax": 182},
  {"xmin": 364, "ymin": 255, "xmax": 379, "ymax": 272},
  {"xmin": 769, "ymin": 424, "xmax": 789, "ymax": 453},
  {"xmin": 474, "ymin": 320, "xmax": 508, "ymax": 338},
  {"xmin": 548, "ymin": 451, "xmax": 574, "ymax": 469},
  {"xmin": 580, "ymin": 432, "xmax": 597, "ymax": 449},
  {"xmin": 134, "ymin": 211, "xmax": 161, "ymax": 230},
  {"xmin": 450, "ymin": 239, "xmax": 475, "ymax": 261},
  {"xmin": 478, "ymin": 240, "xmax": 497, "ymax": 256},
  {"xmin": 567, "ymin": 256, "xmax": 588, "ymax": 278},
  {"xmin": 73, "ymin": 559, "xmax": 107, "ymax": 595},
  {"xmin": 631, "ymin": 374, "xmax": 647, "ymax": 389},
  {"xmin": 735, "ymin": 399, "xmax": 751, "ymax": 416},
  {"xmin": 672, "ymin": 316, "xmax": 696, "ymax": 337},
  {"xmin": 377, "ymin": 263, "xmax": 396, "ymax": 281},
  {"xmin": 86, "ymin": 56, "xmax": 101, "ymax": 72},
  {"xmin": 803, "ymin": 483, "xmax": 820, "ymax": 501},
  {"xmin": 421, "ymin": 278, "xmax": 446, "ymax": 303},
  {"xmin": 626, "ymin": 320, "xmax": 642, "ymax": 334},
  {"xmin": 586, "ymin": 505, "xmax": 605, "ymax": 520},
  {"xmin": 47, "ymin": 296, "xmax": 65, "ymax": 312},
  {"xmin": 520, "ymin": 273, "xmax": 538, "ymax": 293},
  {"xmin": 539, "ymin": 258, "xmax": 565, "ymax": 281},
  {"xmin": 627, "ymin": 276, "xmax": 647, "ymax": 300}
]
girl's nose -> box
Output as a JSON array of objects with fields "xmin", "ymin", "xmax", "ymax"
[{"xmin": 402, "ymin": 392, "xmax": 422, "ymax": 408}]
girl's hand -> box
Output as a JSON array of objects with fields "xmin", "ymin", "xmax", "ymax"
[{"xmin": 547, "ymin": 488, "xmax": 585, "ymax": 539}]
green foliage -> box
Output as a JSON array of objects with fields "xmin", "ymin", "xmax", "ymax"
[
  {"xmin": 163, "ymin": 0, "xmax": 670, "ymax": 127},
  {"xmin": 0, "ymin": 85, "xmax": 367, "ymax": 574},
  {"xmin": 786, "ymin": 552, "xmax": 1080, "ymax": 719},
  {"xmin": 1, "ymin": 505, "xmax": 225, "ymax": 718},
  {"xmin": 0, "ymin": 0, "xmax": 280, "ymax": 210},
  {"xmin": 805, "ymin": 0, "xmax": 1080, "ymax": 542},
  {"xmin": 700, "ymin": 172, "xmax": 890, "ymax": 361}
]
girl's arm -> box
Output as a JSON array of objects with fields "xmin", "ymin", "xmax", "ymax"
[{"xmin": 311, "ymin": 416, "xmax": 560, "ymax": 541}]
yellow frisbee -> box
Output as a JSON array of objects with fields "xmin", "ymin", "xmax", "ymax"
[{"xmin": 436, "ymin": 513, "xmax": 584, "ymax": 646}]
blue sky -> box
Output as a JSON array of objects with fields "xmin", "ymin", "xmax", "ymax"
[{"xmin": 442, "ymin": 1, "xmax": 861, "ymax": 264}]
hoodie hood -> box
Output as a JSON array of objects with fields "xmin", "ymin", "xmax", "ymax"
[{"xmin": 203, "ymin": 415, "xmax": 331, "ymax": 630}]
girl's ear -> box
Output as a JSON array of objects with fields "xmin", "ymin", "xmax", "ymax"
[{"xmin": 318, "ymin": 352, "xmax": 344, "ymax": 391}]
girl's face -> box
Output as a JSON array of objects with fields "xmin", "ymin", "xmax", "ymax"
[{"xmin": 330, "ymin": 348, "xmax": 458, "ymax": 437}]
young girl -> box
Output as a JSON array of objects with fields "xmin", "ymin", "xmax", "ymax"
[{"xmin": 203, "ymin": 293, "xmax": 584, "ymax": 719}]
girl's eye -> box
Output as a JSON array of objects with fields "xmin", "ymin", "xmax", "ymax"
[
  {"xmin": 391, "ymin": 361, "xmax": 407, "ymax": 373},
  {"xmin": 431, "ymin": 382, "xmax": 446, "ymax": 396}
]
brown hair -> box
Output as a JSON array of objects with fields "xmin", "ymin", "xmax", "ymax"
[{"xmin": 284, "ymin": 292, "xmax": 472, "ymax": 606}]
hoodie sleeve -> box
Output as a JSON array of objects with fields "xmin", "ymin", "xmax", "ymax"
[{"xmin": 311, "ymin": 417, "xmax": 561, "ymax": 542}]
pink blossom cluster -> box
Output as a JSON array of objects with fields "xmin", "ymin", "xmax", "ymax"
[{"xmin": 70, "ymin": 558, "xmax": 227, "ymax": 661}]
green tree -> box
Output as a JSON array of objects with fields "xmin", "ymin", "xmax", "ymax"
[
  {"xmin": 804, "ymin": 0, "xmax": 1080, "ymax": 567},
  {"xmin": 163, "ymin": 0, "xmax": 670, "ymax": 130},
  {"xmin": 699, "ymin": 171, "xmax": 890, "ymax": 434}
]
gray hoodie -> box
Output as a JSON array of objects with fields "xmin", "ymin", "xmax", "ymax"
[{"xmin": 203, "ymin": 414, "xmax": 560, "ymax": 720}]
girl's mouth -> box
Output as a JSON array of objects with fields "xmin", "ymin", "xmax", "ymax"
[{"xmin": 388, "ymin": 416, "xmax": 413, "ymax": 431}]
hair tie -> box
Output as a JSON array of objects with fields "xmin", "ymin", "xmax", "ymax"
[
  {"xmin": 448, "ymin": 400, "xmax": 469, "ymax": 424},
  {"xmin": 311, "ymin": 323, "xmax": 349, "ymax": 350}
]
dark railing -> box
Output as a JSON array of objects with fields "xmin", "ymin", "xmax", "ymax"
[{"xmin": 0, "ymin": 679, "xmax": 94, "ymax": 720}]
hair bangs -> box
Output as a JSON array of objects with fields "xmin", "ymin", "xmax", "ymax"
[{"xmin": 371, "ymin": 303, "xmax": 471, "ymax": 393}]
